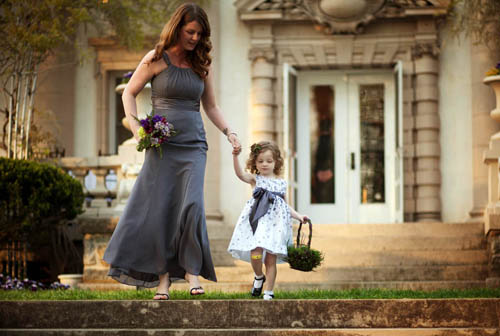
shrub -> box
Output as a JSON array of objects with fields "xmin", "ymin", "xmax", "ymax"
[
  {"xmin": 0, "ymin": 158, "xmax": 84, "ymax": 239},
  {"xmin": 0, "ymin": 158, "xmax": 84, "ymax": 279}
]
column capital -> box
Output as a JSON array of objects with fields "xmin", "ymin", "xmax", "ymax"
[
  {"xmin": 411, "ymin": 42, "xmax": 440, "ymax": 60},
  {"xmin": 249, "ymin": 47, "xmax": 276, "ymax": 63}
]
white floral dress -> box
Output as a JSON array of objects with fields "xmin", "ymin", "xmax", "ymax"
[{"xmin": 228, "ymin": 175, "xmax": 293, "ymax": 263}]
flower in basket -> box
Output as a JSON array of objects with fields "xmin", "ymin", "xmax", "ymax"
[
  {"xmin": 135, "ymin": 113, "xmax": 178, "ymax": 158},
  {"xmin": 286, "ymin": 245, "xmax": 324, "ymax": 272},
  {"xmin": 285, "ymin": 218, "xmax": 324, "ymax": 272},
  {"xmin": 485, "ymin": 62, "xmax": 500, "ymax": 77}
]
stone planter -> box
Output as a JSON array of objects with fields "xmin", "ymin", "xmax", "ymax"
[
  {"xmin": 115, "ymin": 82, "xmax": 152, "ymax": 132},
  {"xmin": 483, "ymin": 75, "xmax": 500, "ymax": 131},
  {"xmin": 58, "ymin": 274, "xmax": 83, "ymax": 288}
]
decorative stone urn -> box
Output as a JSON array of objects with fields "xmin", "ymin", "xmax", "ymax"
[
  {"xmin": 115, "ymin": 82, "xmax": 152, "ymax": 140},
  {"xmin": 483, "ymin": 75, "xmax": 500, "ymax": 137}
]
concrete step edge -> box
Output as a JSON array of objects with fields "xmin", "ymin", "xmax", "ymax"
[
  {"xmin": 1, "ymin": 328, "xmax": 497, "ymax": 335},
  {"xmin": 2, "ymin": 299, "xmax": 496, "ymax": 329}
]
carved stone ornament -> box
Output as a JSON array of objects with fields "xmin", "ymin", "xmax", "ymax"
[
  {"xmin": 295, "ymin": 0, "xmax": 387, "ymax": 34},
  {"xmin": 248, "ymin": 47, "xmax": 276, "ymax": 62},
  {"xmin": 411, "ymin": 42, "xmax": 440, "ymax": 59}
]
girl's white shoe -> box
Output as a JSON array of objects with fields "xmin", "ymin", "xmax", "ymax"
[{"xmin": 263, "ymin": 290, "xmax": 274, "ymax": 300}]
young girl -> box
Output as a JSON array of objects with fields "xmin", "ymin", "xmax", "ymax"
[{"xmin": 228, "ymin": 141, "xmax": 307, "ymax": 300}]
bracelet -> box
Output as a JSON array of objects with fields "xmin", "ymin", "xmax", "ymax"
[{"xmin": 227, "ymin": 132, "xmax": 237, "ymax": 137}]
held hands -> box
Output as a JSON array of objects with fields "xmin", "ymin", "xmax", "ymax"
[{"xmin": 228, "ymin": 133, "xmax": 242, "ymax": 155}]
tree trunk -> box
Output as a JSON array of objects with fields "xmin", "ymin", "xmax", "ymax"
[
  {"xmin": 25, "ymin": 65, "xmax": 38, "ymax": 160},
  {"xmin": 19, "ymin": 54, "xmax": 32, "ymax": 158},
  {"xmin": 7, "ymin": 74, "xmax": 14, "ymax": 158}
]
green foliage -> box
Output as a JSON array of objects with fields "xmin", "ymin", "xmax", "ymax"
[
  {"xmin": 286, "ymin": 245, "xmax": 324, "ymax": 272},
  {"xmin": 1, "ymin": 288, "xmax": 499, "ymax": 300},
  {"xmin": 0, "ymin": 157, "xmax": 84, "ymax": 243},
  {"xmin": 448, "ymin": 0, "xmax": 500, "ymax": 52},
  {"xmin": 1, "ymin": 0, "xmax": 206, "ymax": 66}
]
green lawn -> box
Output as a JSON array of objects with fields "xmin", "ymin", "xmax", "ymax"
[{"xmin": 1, "ymin": 288, "xmax": 499, "ymax": 300}]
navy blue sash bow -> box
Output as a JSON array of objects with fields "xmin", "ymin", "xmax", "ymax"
[{"xmin": 249, "ymin": 187, "xmax": 285, "ymax": 234}]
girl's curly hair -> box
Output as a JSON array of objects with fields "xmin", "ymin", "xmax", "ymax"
[
  {"xmin": 151, "ymin": 3, "xmax": 212, "ymax": 79},
  {"xmin": 246, "ymin": 141, "xmax": 284, "ymax": 176}
]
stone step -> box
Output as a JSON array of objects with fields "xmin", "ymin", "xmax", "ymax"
[
  {"xmin": 1, "ymin": 299, "xmax": 496, "ymax": 329},
  {"xmin": 289, "ymin": 222, "xmax": 485, "ymax": 238},
  {"xmin": 294, "ymin": 250, "xmax": 487, "ymax": 267},
  {"xmin": 310, "ymin": 235, "xmax": 486, "ymax": 252},
  {"xmin": 214, "ymin": 264, "xmax": 488, "ymax": 282},
  {"xmin": 2, "ymin": 328, "xmax": 497, "ymax": 335},
  {"xmin": 210, "ymin": 234, "xmax": 487, "ymax": 254},
  {"xmin": 208, "ymin": 222, "xmax": 485, "ymax": 241},
  {"xmin": 77, "ymin": 279, "xmax": 487, "ymax": 292}
]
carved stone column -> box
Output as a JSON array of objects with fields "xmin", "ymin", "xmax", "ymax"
[
  {"xmin": 412, "ymin": 43, "xmax": 441, "ymax": 221},
  {"xmin": 403, "ymin": 68, "xmax": 416, "ymax": 221},
  {"xmin": 249, "ymin": 48, "xmax": 276, "ymax": 142}
]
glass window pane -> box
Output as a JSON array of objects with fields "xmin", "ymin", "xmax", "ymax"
[
  {"xmin": 359, "ymin": 84, "xmax": 385, "ymax": 204},
  {"xmin": 310, "ymin": 85, "xmax": 335, "ymax": 204}
]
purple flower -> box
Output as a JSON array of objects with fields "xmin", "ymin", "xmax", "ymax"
[
  {"xmin": 496, "ymin": 62, "xmax": 500, "ymax": 69},
  {"xmin": 123, "ymin": 71, "xmax": 133, "ymax": 79},
  {"xmin": 152, "ymin": 115, "xmax": 162, "ymax": 123}
]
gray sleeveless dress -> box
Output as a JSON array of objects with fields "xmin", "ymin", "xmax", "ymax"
[{"xmin": 103, "ymin": 52, "xmax": 217, "ymax": 287}]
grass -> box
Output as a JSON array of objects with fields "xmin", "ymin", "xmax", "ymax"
[{"xmin": 1, "ymin": 288, "xmax": 499, "ymax": 301}]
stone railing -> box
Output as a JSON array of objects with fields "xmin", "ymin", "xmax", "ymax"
[{"xmin": 59, "ymin": 156, "xmax": 123, "ymax": 217}]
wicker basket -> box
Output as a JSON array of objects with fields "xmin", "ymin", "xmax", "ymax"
[{"xmin": 285, "ymin": 218, "xmax": 324, "ymax": 272}]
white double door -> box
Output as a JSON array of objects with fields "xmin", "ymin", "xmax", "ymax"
[{"xmin": 294, "ymin": 70, "xmax": 402, "ymax": 224}]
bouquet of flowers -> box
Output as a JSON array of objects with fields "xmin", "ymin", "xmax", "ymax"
[
  {"xmin": 135, "ymin": 113, "xmax": 178, "ymax": 158},
  {"xmin": 486, "ymin": 62, "xmax": 500, "ymax": 77}
]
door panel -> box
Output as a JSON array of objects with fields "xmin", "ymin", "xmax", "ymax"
[
  {"xmin": 296, "ymin": 70, "xmax": 398, "ymax": 224},
  {"xmin": 348, "ymin": 74, "xmax": 395, "ymax": 223},
  {"xmin": 297, "ymin": 72, "xmax": 348, "ymax": 223}
]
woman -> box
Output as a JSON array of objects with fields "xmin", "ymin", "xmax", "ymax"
[{"xmin": 103, "ymin": 3, "xmax": 241, "ymax": 300}]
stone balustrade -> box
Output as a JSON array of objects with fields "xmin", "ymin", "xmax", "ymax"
[
  {"xmin": 58, "ymin": 155, "xmax": 126, "ymax": 283},
  {"xmin": 58, "ymin": 155, "xmax": 123, "ymax": 216}
]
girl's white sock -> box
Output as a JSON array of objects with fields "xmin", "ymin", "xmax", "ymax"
[
  {"xmin": 263, "ymin": 290, "xmax": 274, "ymax": 300},
  {"xmin": 254, "ymin": 274, "xmax": 264, "ymax": 288}
]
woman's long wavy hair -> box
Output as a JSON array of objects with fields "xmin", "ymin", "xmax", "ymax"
[
  {"xmin": 246, "ymin": 141, "xmax": 284, "ymax": 176},
  {"xmin": 152, "ymin": 3, "xmax": 212, "ymax": 79}
]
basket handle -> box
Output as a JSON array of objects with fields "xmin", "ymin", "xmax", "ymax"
[{"xmin": 296, "ymin": 217, "xmax": 312, "ymax": 249}]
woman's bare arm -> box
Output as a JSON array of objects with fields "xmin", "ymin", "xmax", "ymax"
[
  {"xmin": 201, "ymin": 66, "xmax": 241, "ymax": 152},
  {"xmin": 122, "ymin": 50, "xmax": 163, "ymax": 140}
]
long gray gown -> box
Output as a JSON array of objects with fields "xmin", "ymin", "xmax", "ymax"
[{"xmin": 103, "ymin": 52, "xmax": 217, "ymax": 287}]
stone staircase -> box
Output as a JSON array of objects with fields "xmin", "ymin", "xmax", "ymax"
[
  {"xmin": 199, "ymin": 221, "xmax": 488, "ymax": 292},
  {"xmin": 1, "ymin": 299, "xmax": 497, "ymax": 335},
  {"xmin": 78, "ymin": 221, "xmax": 488, "ymax": 292}
]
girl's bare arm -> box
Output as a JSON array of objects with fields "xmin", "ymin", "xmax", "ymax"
[
  {"xmin": 289, "ymin": 205, "xmax": 308, "ymax": 223},
  {"xmin": 233, "ymin": 153, "xmax": 255, "ymax": 185}
]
